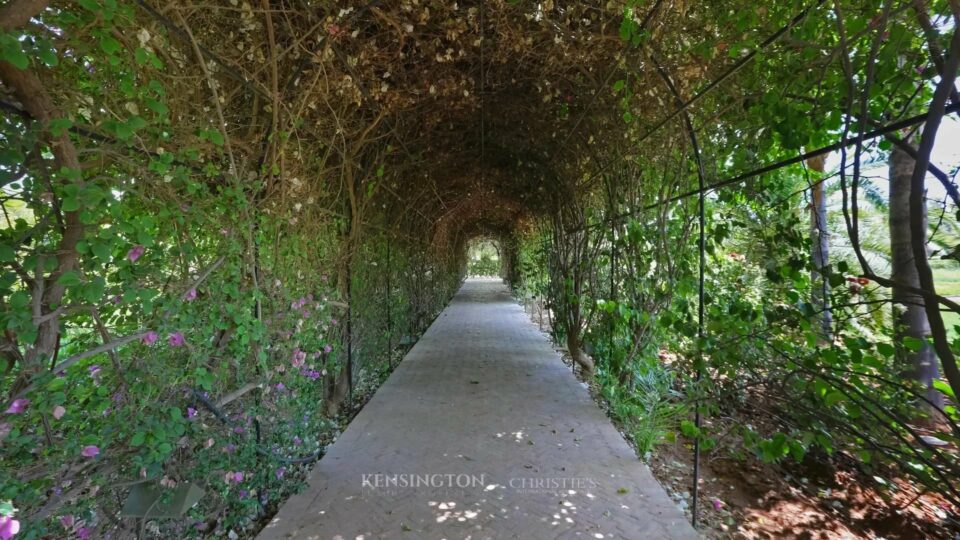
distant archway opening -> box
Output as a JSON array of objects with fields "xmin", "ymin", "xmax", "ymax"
[{"xmin": 466, "ymin": 238, "xmax": 503, "ymax": 278}]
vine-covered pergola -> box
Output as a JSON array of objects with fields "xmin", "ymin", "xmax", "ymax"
[{"xmin": 1, "ymin": 0, "xmax": 959, "ymax": 537}]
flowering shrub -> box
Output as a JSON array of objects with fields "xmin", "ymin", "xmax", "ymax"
[{"xmin": 0, "ymin": 2, "xmax": 462, "ymax": 538}]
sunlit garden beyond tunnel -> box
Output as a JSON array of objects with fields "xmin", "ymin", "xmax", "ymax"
[{"xmin": 2, "ymin": 0, "xmax": 960, "ymax": 538}]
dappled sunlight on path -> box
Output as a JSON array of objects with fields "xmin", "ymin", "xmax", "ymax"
[{"xmin": 257, "ymin": 279, "xmax": 695, "ymax": 539}]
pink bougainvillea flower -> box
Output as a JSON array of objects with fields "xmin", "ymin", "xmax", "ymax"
[
  {"xmin": 183, "ymin": 288, "xmax": 197, "ymax": 301},
  {"xmin": 141, "ymin": 331, "xmax": 158, "ymax": 345},
  {"xmin": 168, "ymin": 332, "xmax": 186, "ymax": 347},
  {"xmin": 323, "ymin": 345, "xmax": 332, "ymax": 354},
  {"xmin": 81, "ymin": 445, "xmax": 100, "ymax": 458},
  {"xmin": 60, "ymin": 515, "xmax": 75, "ymax": 529},
  {"xmin": 711, "ymin": 498, "xmax": 724, "ymax": 510},
  {"xmin": 5, "ymin": 399, "xmax": 29, "ymax": 414},
  {"xmin": 52, "ymin": 405, "xmax": 66, "ymax": 420},
  {"xmin": 291, "ymin": 348, "xmax": 307, "ymax": 368},
  {"xmin": 126, "ymin": 245, "xmax": 145, "ymax": 263},
  {"xmin": 0, "ymin": 516, "xmax": 20, "ymax": 540}
]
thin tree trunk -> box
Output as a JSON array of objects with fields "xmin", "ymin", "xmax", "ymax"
[
  {"xmin": 0, "ymin": 1, "xmax": 85, "ymax": 394},
  {"xmin": 891, "ymin": 141, "xmax": 943, "ymax": 409},
  {"xmin": 808, "ymin": 154, "xmax": 832, "ymax": 342},
  {"xmin": 907, "ymin": 24, "xmax": 960, "ymax": 403}
]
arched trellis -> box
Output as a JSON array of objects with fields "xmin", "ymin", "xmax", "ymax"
[{"xmin": 3, "ymin": 0, "xmax": 960, "ymax": 535}]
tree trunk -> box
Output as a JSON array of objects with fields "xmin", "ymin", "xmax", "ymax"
[
  {"xmin": 0, "ymin": 3, "xmax": 85, "ymax": 393},
  {"xmin": 566, "ymin": 331, "xmax": 594, "ymax": 376},
  {"xmin": 889, "ymin": 142, "xmax": 942, "ymax": 409},
  {"xmin": 807, "ymin": 155, "xmax": 832, "ymax": 342}
]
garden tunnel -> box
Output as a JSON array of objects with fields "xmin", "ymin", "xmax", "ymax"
[{"xmin": 2, "ymin": 0, "xmax": 960, "ymax": 537}]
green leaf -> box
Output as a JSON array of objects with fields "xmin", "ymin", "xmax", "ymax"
[
  {"xmin": 37, "ymin": 44, "xmax": 58, "ymax": 67},
  {"xmin": 933, "ymin": 379, "xmax": 955, "ymax": 399},
  {"xmin": 208, "ymin": 130, "xmax": 225, "ymax": 146},
  {"xmin": 824, "ymin": 390, "xmax": 845, "ymax": 407},
  {"xmin": 56, "ymin": 270, "xmax": 82, "ymax": 287},
  {"xmin": 49, "ymin": 118, "xmax": 73, "ymax": 136},
  {"xmin": 91, "ymin": 242, "xmax": 111, "ymax": 262},
  {"xmin": 0, "ymin": 34, "xmax": 29, "ymax": 70},
  {"xmin": 131, "ymin": 431, "xmax": 145, "ymax": 446},
  {"xmin": 0, "ymin": 244, "xmax": 14, "ymax": 262},
  {"xmin": 61, "ymin": 196, "xmax": 81, "ymax": 212},
  {"xmin": 903, "ymin": 336, "xmax": 925, "ymax": 352},
  {"xmin": 680, "ymin": 420, "xmax": 700, "ymax": 438},
  {"xmin": 134, "ymin": 47, "xmax": 150, "ymax": 66},
  {"xmin": 100, "ymin": 35, "xmax": 122, "ymax": 56},
  {"xmin": 876, "ymin": 343, "xmax": 895, "ymax": 357}
]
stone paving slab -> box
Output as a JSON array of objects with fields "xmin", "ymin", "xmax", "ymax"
[{"xmin": 258, "ymin": 279, "xmax": 698, "ymax": 540}]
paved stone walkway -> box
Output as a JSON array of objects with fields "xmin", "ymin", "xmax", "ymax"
[{"xmin": 258, "ymin": 279, "xmax": 697, "ymax": 539}]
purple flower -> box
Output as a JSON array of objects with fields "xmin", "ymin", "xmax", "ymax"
[
  {"xmin": 0, "ymin": 516, "xmax": 20, "ymax": 540},
  {"xmin": 126, "ymin": 245, "xmax": 145, "ymax": 262},
  {"xmin": 238, "ymin": 489, "xmax": 248, "ymax": 498},
  {"xmin": 81, "ymin": 445, "xmax": 100, "ymax": 458},
  {"xmin": 52, "ymin": 405, "xmax": 66, "ymax": 419},
  {"xmin": 323, "ymin": 345, "xmax": 332, "ymax": 354},
  {"xmin": 223, "ymin": 443, "xmax": 236, "ymax": 453},
  {"xmin": 293, "ymin": 436, "xmax": 302, "ymax": 446},
  {"xmin": 712, "ymin": 498, "xmax": 724, "ymax": 510},
  {"xmin": 275, "ymin": 382, "xmax": 285, "ymax": 391},
  {"xmin": 88, "ymin": 365, "xmax": 101, "ymax": 378},
  {"xmin": 141, "ymin": 331, "xmax": 158, "ymax": 345},
  {"xmin": 275, "ymin": 466, "xmax": 286, "ymax": 479},
  {"xmin": 76, "ymin": 527, "xmax": 90, "ymax": 540},
  {"xmin": 233, "ymin": 426, "xmax": 245, "ymax": 434},
  {"xmin": 331, "ymin": 318, "xmax": 338, "ymax": 326},
  {"xmin": 4, "ymin": 398, "xmax": 29, "ymax": 414},
  {"xmin": 111, "ymin": 295, "xmax": 122, "ymax": 304},
  {"xmin": 60, "ymin": 515, "xmax": 75, "ymax": 529},
  {"xmin": 183, "ymin": 288, "xmax": 197, "ymax": 301},
  {"xmin": 168, "ymin": 332, "xmax": 186, "ymax": 347},
  {"xmin": 187, "ymin": 407, "xmax": 197, "ymax": 419}
]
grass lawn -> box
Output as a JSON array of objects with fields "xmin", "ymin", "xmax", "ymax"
[
  {"xmin": 932, "ymin": 262, "xmax": 960, "ymax": 338},
  {"xmin": 932, "ymin": 261, "xmax": 960, "ymax": 297}
]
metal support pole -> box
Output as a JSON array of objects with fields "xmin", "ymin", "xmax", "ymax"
[
  {"xmin": 386, "ymin": 238, "xmax": 393, "ymax": 367},
  {"xmin": 346, "ymin": 253, "xmax": 353, "ymax": 403}
]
